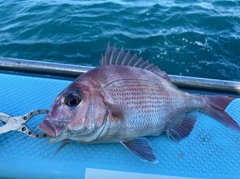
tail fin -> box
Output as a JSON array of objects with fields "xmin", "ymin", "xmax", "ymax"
[{"xmin": 205, "ymin": 96, "xmax": 240, "ymax": 132}]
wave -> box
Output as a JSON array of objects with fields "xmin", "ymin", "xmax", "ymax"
[{"xmin": 0, "ymin": 0, "xmax": 239, "ymax": 80}]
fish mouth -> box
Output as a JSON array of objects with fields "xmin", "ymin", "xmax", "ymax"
[
  {"xmin": 48, "ymin": 133, "xmax": 66, "ymax": 144},
  {"xmin": 38, "ymin": 120, "xmax": 68, "ymax": 143},
  {"xmin": 38, "ymin": 120, "xmax": 56, "ymax": 137}
]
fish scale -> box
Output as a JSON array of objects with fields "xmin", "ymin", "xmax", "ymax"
[
  {"xmin": 38, "ymin": 42, "xmax": 240, "ymax": 163},
  {"xmin": 103, "ymin": 68, "xmax": 190, "ymax": 116},
  {"xmin": 97, "ymin": 65, "xmax": 195, "ymax": 140}
]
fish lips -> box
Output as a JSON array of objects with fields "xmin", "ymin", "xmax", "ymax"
[{"xmin": 38, "ymin": 120, "xmax": 68, "ymax": 143}]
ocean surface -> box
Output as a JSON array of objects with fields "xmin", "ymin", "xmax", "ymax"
[{"xmin": 0, "ymin": 0, "xmax": 239, "ymax": 80}]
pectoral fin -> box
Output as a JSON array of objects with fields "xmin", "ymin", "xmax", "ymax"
[
  {"xmin": 53, "ymin": 139, "xmax": 72, "ymax": 157},
  {"xmin": 121, "ymin": 137, "xmax": 158, "ymax": 163},
  {"xmin": 167, "ymin": 116, "xmax": 197, "ymax": 142},
  {"xmin": 104, "ymin": 101, "xmax": 137, "ymax": 120}
]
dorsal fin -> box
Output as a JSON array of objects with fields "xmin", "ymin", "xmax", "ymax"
[{"xmin": 100, "ymin": 42, "xmax": 170, "ymax": 81}]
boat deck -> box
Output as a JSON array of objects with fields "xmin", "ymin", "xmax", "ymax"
[{"xmin": 1, "ymin": 61, "xmax": 240, "ymax": 179}]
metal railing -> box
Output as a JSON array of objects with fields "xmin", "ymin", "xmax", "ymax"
[{"xmin": 1, "ymin": 57, "xmax": 240, "ymax": 94}]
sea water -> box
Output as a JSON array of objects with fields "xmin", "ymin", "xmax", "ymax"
[{"xmin": 0, "ymin": 0, "xmax": 239, "ymax": 80}]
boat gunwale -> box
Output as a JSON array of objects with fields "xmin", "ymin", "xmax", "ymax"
[{"xmin": 1, "ymin": 57, "xmax": 240, "ymax": 94}]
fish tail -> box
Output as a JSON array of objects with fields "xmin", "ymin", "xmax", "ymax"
[{"xmin": 204, "ymin": 95, "xmax": 240, "ymax": 132}]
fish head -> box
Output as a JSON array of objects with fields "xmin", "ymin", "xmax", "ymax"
[{"xmin": 38, "ymin": 76, "xmax": 108, "ymax": 144}]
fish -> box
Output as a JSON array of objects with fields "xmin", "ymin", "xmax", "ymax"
[{"xmin": 38, "ymin": 42, "xmax": 240, "ymax": 163}]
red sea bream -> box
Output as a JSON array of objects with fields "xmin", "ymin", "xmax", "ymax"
[{"xmin": 38, "ymin": 42, "xmax": 240, "ymax": 162}]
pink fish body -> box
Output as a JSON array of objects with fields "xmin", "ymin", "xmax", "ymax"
[{"xmin": 38, "ymin": 42, "xmax": 240, "ymax": 162}]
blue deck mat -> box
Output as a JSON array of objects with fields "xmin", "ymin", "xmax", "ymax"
[{"xmin": 1, "ymin": 73, "xmax": 240, "ymax": 179}]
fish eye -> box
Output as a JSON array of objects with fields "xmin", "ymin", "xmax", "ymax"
[{"xmin": 64, "ymin": 92, "xmax": 81, "ymax": 107}]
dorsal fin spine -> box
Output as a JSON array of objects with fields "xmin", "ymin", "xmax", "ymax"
[
  {"xmin": 151, "ymin": 66, "xmax": 159, "ymax": 72},
  {"xmin": 133, "ymin": 57, "xmax": 142, "ymax": 67},
  {"xmin": 139, "ymin": 60, "xmax": 149, "ymax": 68},
  {"xmin": 135, "ymin": 59, "xmax": 145, "ymax": 67},
  {"xmin": 121, "ymin": 51, "xmax": 130, "ymax": 65},
  {"xmin": 100, "ymin": 54, "xmax": 103, "ymax": 66},
  {"xmin": 109, "ymin": 44, "xmax": 116, "ymax": 64},
  {"xmin": 127, "ymin": 53, "xmax": 137, "ymax": 66},
  {"xmin": 153, "ymin": 69, "xmax": 160, "ymax": 73},
  {"xmin": 100, "ymin": 42, "xmax": 171, "ymax": 82},
  {"xmin": 104, "ymin": 42, "xmax": 110, "ymax": 66},
  {"xmin": 115, "ymin": 47, "xmax": 124, "ymax": 65},
  {"xmin": 145, "ymin": 64, "xmax": 154, "ymax": 70}
]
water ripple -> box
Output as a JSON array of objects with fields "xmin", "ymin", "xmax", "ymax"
[{"xmin": 0, "ymin": 0, "xmax": 239, "ymax": 80}]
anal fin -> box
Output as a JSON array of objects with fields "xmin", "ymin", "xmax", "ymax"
[
  {"xmin": 121, "ymin": 137, "xmax": 158, "ymax": 163},
  {"xmin": 167, "ymin": 116, "xmax": 197, "ymax": 142}
]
